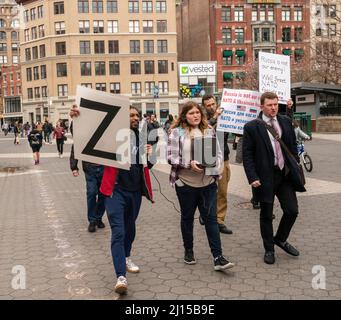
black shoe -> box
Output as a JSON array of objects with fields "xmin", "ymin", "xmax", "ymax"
[
  {"xmin": 184, "ymin": 249, "xmax": 196, "ymax": 265},
  {"xmin": 88, "ymin": 221, "xmax": 97, "ymax": 233},
  {"xmin": 214, "ymin": 255, "xmax": 235, "ymax": 271},
  {"xmin": 97, "ymin": 220, "xmax": 105, "ymax": 228},
  {"xmin": 264, "ymin": 251, "xmax": 275, "ymax": 264},
  {"xmin": 199, "ymin": 216, "xmax": 204, "ymax": 225},
  {"xmin": 274, "ymin": 239, "xmax": 300, "ymax": 256},
  {"xmin": 218, "ymin": 224, "xmax": 233, "ymax": 234},
  {"xmin": 251, "ymin": 199, "xmax": 260, "ymax": 209}
]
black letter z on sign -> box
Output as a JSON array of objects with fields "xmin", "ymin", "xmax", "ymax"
[{"xmin": 80, "ymin": 98, "xmax": 122, "ymax": 161}]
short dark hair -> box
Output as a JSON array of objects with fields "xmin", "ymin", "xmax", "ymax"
[
  {"xmin": 260, "ymin": 92, "xmax": 278, "ymax": 105},
  {"xmin": 202, "ymin": 94, "xmax": 215, "ymax": 106}
]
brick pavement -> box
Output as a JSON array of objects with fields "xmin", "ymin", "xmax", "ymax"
[{"xmin": 0, "ymin": 132, "xmax": 340, "ymax": 300}]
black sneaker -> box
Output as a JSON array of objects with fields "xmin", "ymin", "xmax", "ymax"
[
  {"xmin": 97, "ymin": 220, "xmax": 105, "ymax": 228},
  {"xmin": 88, "ymin": 221, "xmax": 97, "ymax": 232},
  {"xmin": 184, "ymin": 249, "xmax": 196, "ymax": 265},
  {"xmin": 214, "ymin": 255, "xmax": 235, "ymax": 271}
]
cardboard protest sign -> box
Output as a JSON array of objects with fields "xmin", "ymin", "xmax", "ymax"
[
  {"xmin": 259, "ymin": 51, "xmax": 291, "ymax": 104},
  {"xmin": 217, "ymin": 89, "xmax": 261, "ymax": 135},
  {"xmin": 73, "ymin": 85, "xmax": 131, "ymax": 170}
]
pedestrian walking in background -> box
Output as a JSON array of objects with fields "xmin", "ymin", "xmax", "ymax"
[
  {"xmin": 2, "ymin": 122, "xmax": 9, "ymax": 136},
  {"xmin": 53, "ymin": 121, "xmax": 66, "ymax": 158},
  {"xmin": 13, "ymin": 122, "xmax": 20, "ymax": 145},
  {"xmin": 23, "ymin": 122, "xmax": 31, "ymax": 136},
  {"xmin": 202, "ymin": 94, "xmax": 233, "ymax": 234},
  {"xmin": 163, "ymin": 114, "xmax": 174, "ymax": 134},
  {"xmin": 69, "ymin": 121, "xmax": 106, "ymax": 233},
  {"xmin": 168, "ymin": 101, "xmax": 234, "ymax": 271},
  {"xmin": 43, "ymin": 120, "xmax": 53, "ymax": 144},
  {"xmin": 28, "ymin": 128, "xmax": 43, "ymax": 165},
  {"xmin": 243, "ymin": 92, "xmax": 302, "ymax": 265}
]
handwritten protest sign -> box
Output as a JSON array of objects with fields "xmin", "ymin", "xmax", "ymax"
[
  {"xmin": 259, "ymin": 51, "xmax": 290, "ymax": 104},
  {"xmin": 217, "ymin": 89, "xmax": 261, "ymax": 135}
]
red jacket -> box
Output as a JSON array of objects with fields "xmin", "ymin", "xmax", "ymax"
[{"xmin": 100, "ymin": 165, "xmax": 154, "ymax": 203}]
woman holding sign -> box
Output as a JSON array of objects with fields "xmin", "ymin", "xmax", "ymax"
[{"xmin": 167, "ymin": 101, "xmax": 234, "ymax": 271}]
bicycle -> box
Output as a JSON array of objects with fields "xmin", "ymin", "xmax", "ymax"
[{"xmin": 297, "ymin": 141, "xmax": 313, "ymax": 172}]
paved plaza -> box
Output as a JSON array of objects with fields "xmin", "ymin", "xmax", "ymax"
[{"xmin": 0, "ymin": 132, "xmax": 340, "ymax": 300}]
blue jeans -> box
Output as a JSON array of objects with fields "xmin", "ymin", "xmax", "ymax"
[
  {"xmin": 175, "ymin": 182, "xmax": 222, "ymax": 258},
  {"xmin": 84, "ymin": 166, "xmax": 105, "ymax": 223},
  {"xmin": 105, "ymin": 186, "xmax": 142, "ymax": 277}
]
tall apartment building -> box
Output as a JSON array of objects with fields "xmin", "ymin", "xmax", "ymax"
[
  {"xmin": 16, "ymin": 0, "xmax": 178, "ymax": 125},
  {"xmin": 0, "ymin": 0, "xmax": 21, "ymax": 126},
  {"xmin": 177, "ymin": 0, "xmax": 310, "ymax": 92}
]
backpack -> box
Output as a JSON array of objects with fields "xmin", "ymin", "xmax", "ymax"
[{"xmin": 31, "ymin": 133, "xmax": 40, "ymax": 145}]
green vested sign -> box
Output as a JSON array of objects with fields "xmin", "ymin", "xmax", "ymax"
[
  {"xmin": 179, "ymin": 63, "xmax": 216, "ymax": 76},
  {"xmin": 182, "ymin": 66, "xmax": 189, "ymax": 74}
]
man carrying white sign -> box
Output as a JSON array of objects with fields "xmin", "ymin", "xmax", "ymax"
[{"xmin": 70, "ymin": 87, "xmax": 155, "ymax": 295}]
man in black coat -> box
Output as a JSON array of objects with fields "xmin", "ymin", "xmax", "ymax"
[{"xmin": 242, "ymin": 92, "xmax": 301, "ymax": 265}]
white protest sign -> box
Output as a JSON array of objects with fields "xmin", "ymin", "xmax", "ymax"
[
  {"xmin": 73, "ymin": 85, "xmax": 131, "ymax": 170},
  {"xmin": 259, "ymin": 51, "xmax": 291, "ymax": 104},
  {"xmin": 217, "ymin": 89, "xmax": 261, "ymax": 135}
]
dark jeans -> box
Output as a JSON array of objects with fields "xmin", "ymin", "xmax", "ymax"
[
  {"xmin": 84, "ymin": 166, "xmax": 105, "ymax": 223},
  {"xmin": 260, "ymin": 167, "xmax": 299, "ymax": 252},
  {"xmin": 105, "ymin": 186, "xmax": 142, "ymax": 278},
  {"xmin": 175, "ymin": 182, "xmax": 222, "ymax": 258},
  {"xmin": 56, "ymin": 138, "xmax": 64, "ymax": 154},
  {"xmin": 43, "ymin": 131, "xmax": 50, "ymax": 143}
]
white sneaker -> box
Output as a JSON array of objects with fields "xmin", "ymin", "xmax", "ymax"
[
  {"xmin": 60, "ymin": 154, "xmax": 63, "ymax": 158},
  {"xmin": 115, "ymin": 276, "xmax": 128, "ymax": 295},
  {"xmin": 126, "ymin": 258, "xmax": 140, "ymax": 273}
]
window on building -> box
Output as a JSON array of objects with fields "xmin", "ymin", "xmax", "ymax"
[
  {"xmin": 78, "ymin": 0, "xmax": 89, "ymax": 13},
  {"xmin": 92, "ymin": 0, "xmax": 103, "ymax": 13},
  {"xmin": 131, "ymin": 82, "xmax": 141, "ymax": 95},
  {"xmin": 259, "ymin": 6, "xmax": 266, "ymax": 21},
  {"xmin": 294, "ymin": 6, "xmax": 303, "ymax": 21},
  {"xmin": 38, "ymin": 25, "xmax": 45, "ymax": 37},
  {"xmin": 79, "ymin": 20, "xmax": 90, "ymax": 33},
  {"xmin": 157, "ymin": 40, "xmax": 167, "ymax": 53},
  {"xmin": 94, "ymin": 40, "xmax": 105, "ymax": 54},
  {"xmin": 26, "ymin": 68, "xmax": 32, "ymax": 81},
  {"xmin": 24, "ymin": 10, "xmax": 29, "ymax": 22},
  {"xmin": 11, "ymin": 19, "xmax": 20, "ymax": 28},
  {"xmin": 294, "ymin": 49, "xmax": 304, "ymax": 62},
  {"xmin": 143, "ymin": 1, "xmax": 153, "ymax": 13},
  {"xmin": 108, "ymin": 40, "xmax": 119, "ymax": 53},
  {"xmin": 93, "ymin": 20, "xmax": 104, "ymax": 33},
  {"xmin": 157, "ymin": 20, "xmax": 167, "ymax": 32},
  {"xmin": 109, "ymin": 61, "xmax": 120, "ymax": 75},
  {"xmin": 145, "ymin": 81, "xmax": 155, "ymax": 95},
  {"xmin": 129, "ymin": 21, "xmax": 140, "ymax": 33},
  {"xmin": 234, "ymin": 6, "xmax": 244, "ymax": 22},
  {"xmin": 40, "ymin": 45, "xmax": 46, "ymax": 58},
  {"xmin": 42, "ymin": 86, "xmax": 47, "ymax": 97},
  {"xmin": 95, "ymin": 83, "xmax": 106, "ymax": 91},
  {"xmin": 252, "ymin": 7, "xmax": 257, "ymax": 21},
  {"xmin": 80, "ymin": 62, "xmax": 92, "ymax": 76},
  {"xmin": 131, "ymin": 61, "xmax": 141, "ymax": 74},
  {"xmin": 56, "ymin": 42, "xmax": 66, "ymax": 55},
  {"xmin": 57, "ymin": 63, "xmax": 67, "ymax": 77},
  {"xmin": 268, "ymin": 7, "xmax": 274, "ymax": 21},
  {"xmin": 110, "ymin": 82, "xmax": 120, "ymax": 94},
  {"xmin": 95, "ymin": 61, "xmax": 106, "ymax": 75},
  {"xmin": 221, "ymin": 6, "xmax": 231, "ymax": 22},
  {"xmin": 282, "ymin": 28, "xmax": 291, "ymax": 42},
  {"xmin": 27, "ymin": 88, "xmax": 33, "ymax": 100},
  {"xmin": 30, "ymin": 8, "xmax": 36, "ymax": 20},
  {"xmin": 34, "ymin": 87, "xmax": 40, "ymax": 98},
  {"xmin": 81, "ymin": 83, "xmax": 92, "ymax": 88},
  {"xmin": 107, "ymin": 0, "xmax": 118, "ymax": 13},
  {"xmin": 0, "ymin": 43, "xmax": 6, "ymax": 52},
  {"xmin": 55, "ymin": 22, "xmax": 65, "ymax": 34},
  {"xmin": 222, "ymin": 28, "xmax": 232, "ymax": 44},
  {"xmin": 32, "ymin": 46, "xmax": 38, "ymax": 59},
  {"xmin": 38, "ymin": 5, "xmax": 44, "ymax": 18},
  {"xmin": 262, "ymin": 28, "xmax": 270, "ymax": 42},
  {"xmin": 31, "ymin": 27, "xmax": 38, "ymax": 40},
  {"xmin": 33, "ymin": 66, "xmax": 39, "ymax": 80},
  {"xmin": 328, "ymin": 24, "xmax": 337, "ymax": 37},
  {"xmin": 156, "ymin": 1, "xmax": 167, "ymax": 13},
  {"xmin": 144, "ymin": 60, "xmax": 155, "ymax": 74},
  {"xmin": 107, "ymin": 20, "xmax": 118, "ymax": 33},
  {"xmin": 41, "ymin": 65, "xmax": 47, "ymax": 79},
  {"xmin": 282, "ymin": 6, "xmax": 290, "ymax": 21},
  {"xmin": 158, "ymin": 60, "xmax": 168, "ymax": 74},
  {"xmin": 158, "ymin": 81, "xmax": 168, "ymax": 94},
  {"xmin": 80, "ymin": 41, "xmax": 91, "ymax": 54},
  {"xmin": 58, "ymin": 84, "xmax": 68, "ymax": 97},
  {"xmin": 294, "ymin": 27, "xmax": 303, "ymax": 42},
  {"xmin": 235, "ymin": 28, "xmax": 244, "ymax": 43},
  {"xmin": 54, "ymin": 2, "xmax": 65, "ymax": 15},
  {"xmin": 143, "ymin": 20, "xmax": 153, "ymax": 33},
  {"xmin": 11, "ymin": 31, "xmax": 18, "ymax": 41},
  {"xmin": 236, "ymin": 50, "xmax": 246, "ymax": 65},
  {"xmin": 128, "ymin": 0, "xmax": 139, "ymax": 13},
  {"xmin": 24, "ymin": 29, "xmax": 29, "ymax": 41},
  {"xmin": 130, "ymin": 40, "xmax": 140, "ymax": 53},
  {"xmin": 25, "ymin": 48, "xmax": 31, "ymax": 61},
  {"xmin": 144, "ymin": 40, "xmax": 154, "ymax": 53},
  {"xmin": 12, "ymin": 56, "xmax": 19, "ymax": 64}
]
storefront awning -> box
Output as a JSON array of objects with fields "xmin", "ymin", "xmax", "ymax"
[
  {"xmin": 236, "ymin": 50, "xmax": 245, "ymax": 57},
  {"xmin": 223, "ymin": 72, "xmax": 233, "ymax": 80},
  {"xmin": 282, "ymin": 49, "xmax": 292, "ymax": 55},
  {"xmin": 223, "ymin": 50, "xmax": 233, "ymax": 57}
]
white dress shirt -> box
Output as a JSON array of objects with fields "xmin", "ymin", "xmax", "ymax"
[{"xmin": 262, "ymin": 114, "xmax": 282, "ymax": 166}]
